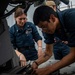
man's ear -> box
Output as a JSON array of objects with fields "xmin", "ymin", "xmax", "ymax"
[{"xmin": 50, "ymin": 14, "xmax": 55, "ymax": 22}]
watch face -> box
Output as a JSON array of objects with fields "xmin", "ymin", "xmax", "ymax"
[{"xmin": 0, "ymin": 20, "xmax": 5, "ymax": 35}]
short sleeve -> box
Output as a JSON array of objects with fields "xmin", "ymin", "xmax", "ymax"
[{"xmin": 42, "ymin": 32, "xmax": 54, "ymax": 44}]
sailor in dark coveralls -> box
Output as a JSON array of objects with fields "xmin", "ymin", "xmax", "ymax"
[{"xmin": 9, "ymin": 7, "xmax": 43, "ymax": 67}]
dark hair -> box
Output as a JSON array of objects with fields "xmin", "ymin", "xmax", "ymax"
[
  {"xmin": 33, "ymin": 5, "xmax": 57, "ymax": 25},
  {"xmin": 14, "ymin": 7, "xmax": 27, "ymax": 18}
]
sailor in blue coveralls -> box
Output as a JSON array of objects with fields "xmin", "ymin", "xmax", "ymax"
[
  {"xmin": 9, "ymin": 7, "xmax": 43, "ymax": 67},
  {"xmin": 31, "ymin": 6, "xmax": 75, "ymax": 75},
  {"xmin": 45, "ymin": 0, "xmax": 70, "ymax": 60}
]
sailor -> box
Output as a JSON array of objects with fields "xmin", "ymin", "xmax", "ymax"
[{"xmin": 9, "ymin": 7, "xmax": 43, "ymax": 67}]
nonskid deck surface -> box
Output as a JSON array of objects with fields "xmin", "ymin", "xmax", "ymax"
[
  {"xmin": 60, "ymin": 62, "xmax": 75, "ymax": 75},
  {"xmin": 38, "ymin": 56, "xmax": 75, "ymax": 75}
]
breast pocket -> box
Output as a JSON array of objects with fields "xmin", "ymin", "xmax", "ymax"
[
  {"xmin": 25, "ymin": 28, "xmax": 32, "ymax": 35},
  {"xmin": 25, "ymin": 28, "xmax": 34, "ymax": 41}
]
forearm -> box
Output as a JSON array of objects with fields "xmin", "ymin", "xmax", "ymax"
[
  {"xmin": 48, "ymin": 48, "xmax": 75, "ymax": 73},
  {"xmin": 35, "ymin": 51, "xmax": 52, "ymax": 65},
  {"xmin": 35, "ymin": 44, "xmax": 53, "ymax": 65}
]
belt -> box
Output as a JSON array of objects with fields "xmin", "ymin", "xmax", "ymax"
[
  {"xmin": 54, "ymin": 39, "xmax": 62, "ymax": 43},
  {"xmin": 18, "ymin": 45, "xmax": 35, "ymax": 51},
  {"xmin": 54, "ymin": 37, "xmax": 61, "ymax": 43}
]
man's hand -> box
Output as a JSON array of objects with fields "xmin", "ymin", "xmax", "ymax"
[
  {"xmin": 31, "ymin": 61, "xmax": 38, "ymax": 69},
  {"xmin": 31, "ymin": 67, "xmax": 50, "ymax": 75}
]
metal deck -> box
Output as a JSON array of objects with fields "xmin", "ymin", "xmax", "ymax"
[{"xmin": 38, "ymin": 55, "xmax": 75, "ymax": 75}]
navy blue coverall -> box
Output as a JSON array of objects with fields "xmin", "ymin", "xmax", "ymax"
[
  {"xmin": 9, "ymin": 22, "xmax": 42, "ymax": 61},
  {"xmin": 43, "ymin": 8, "xmax": 75, "ymax": 59}
]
